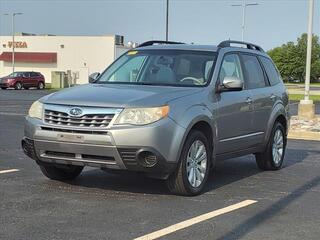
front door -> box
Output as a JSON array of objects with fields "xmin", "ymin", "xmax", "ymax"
[{"xmin": 216, "ymin": 53, "xmax": 255, "ymax": 154}]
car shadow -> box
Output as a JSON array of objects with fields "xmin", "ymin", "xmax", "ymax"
[{"xmin": 65, "ymin": 147, "xmax": 312, "ymax": 196}]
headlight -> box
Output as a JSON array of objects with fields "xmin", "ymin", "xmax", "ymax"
[
  {"xmin": 28, "ymin": 101, "xmax": 43, "ymax": 119},
  {"xmin": 115, "ymin": 106, "xmax": 169, "ymax": 125}
]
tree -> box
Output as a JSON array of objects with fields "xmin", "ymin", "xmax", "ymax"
[{"xmin": 267, "ymin": 33, "xmax": 320, "ymax": 82}]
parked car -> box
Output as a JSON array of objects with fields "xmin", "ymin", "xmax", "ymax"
[
  {"xmin": 22, "ymin": 40, "xmax": 290, "ymax": 196},
  {"xmin": 0, "ymin": 71, "xmax": 45, "ymax": 90}
]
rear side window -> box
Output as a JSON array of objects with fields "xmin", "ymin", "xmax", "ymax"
[
  {"xmin": 259, "ymin": 57, "xmax": 281, "ymax": 86},
  {"xmin": 30, "ymin": 72, "xmax": 38, "ymax": 77},
  {"xmin": 241, "ymin": 54, "xmax": 266, "ymax": 89},
  {"xmin": 23, "ymin": 72, "xmax": 30, "ymax": 77}
]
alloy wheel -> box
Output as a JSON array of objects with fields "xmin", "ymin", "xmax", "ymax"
[
  {"xmin": 186, "ymin": 140, "xmax": 207, "ymax": 188},
  {"xmin": 272, "ymin": 129, "xmax": 284, "ymax": 165}
]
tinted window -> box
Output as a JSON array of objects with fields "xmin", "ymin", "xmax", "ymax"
[
  {"xmin": 30, "ymin": 72, "xmax": 38, "ymax": 77},
  {"xmin": 242, "ymin": 54, "xmax": 266, "ymax": 89},
  {"xmin": 259, "ymin": 57, "xmax": 281, "ymax": 86},
  {"xmin": 219, "ymin": 54, "xmax": 244, "ymax": 81},
  {"xmin": 23, "ymin": 72, "xmax": 30, "ymax": 77}
]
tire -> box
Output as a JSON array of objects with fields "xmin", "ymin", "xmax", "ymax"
[
  {"xmin": 24, "ymin": 86, "xmax": 29, "ymax": 90},
  {"xmin": 166, "ymin": 130, "xmax": 211, "ymax": 196},
  {"xmin": 14, "ymin": 82, "xmax": 22, "ymax": 90},
  {"xmin": 255, "ymin": 122, "xmax": 287, "ymax": 171},
  {"xmin": 37, "ymin": 82, "xmax": 45, "ymax": 90},
  {"xmin": 1, "ymin": 87, "xmax": 7, "ymax": 90},
  {"xmin": 39, "ymin": 163, "xmax": 83, "ymax": 181}
]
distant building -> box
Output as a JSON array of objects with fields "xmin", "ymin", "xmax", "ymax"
[{"xmin": 0, "ymin": 34, "xmax": 130, "ymax": 85}]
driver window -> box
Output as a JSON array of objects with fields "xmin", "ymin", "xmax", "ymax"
[{"xmin": 219, "ymin": 54, "xmax": 243, "ymax": 82}]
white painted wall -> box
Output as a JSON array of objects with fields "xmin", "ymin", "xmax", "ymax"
[{"xmin": 0, "ymin": 35, "xmax": 129, "ymax": 84}]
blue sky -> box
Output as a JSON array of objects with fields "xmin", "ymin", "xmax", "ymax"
[{"xmin": 0, "ymin": 0, "xmax": 319, "ymax": 51}]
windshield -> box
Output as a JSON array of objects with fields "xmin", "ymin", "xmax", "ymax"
[
  {"xmin": 97, "ymin": 50, "xmax": 217, "ymax": 87},
  {"xmin": 8, "ymin": 72, "xmax": 24, "ymax": 77}
]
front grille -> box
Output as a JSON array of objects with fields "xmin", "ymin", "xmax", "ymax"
[
  {"xmin": 44, "ymin": 151, "xmax": 115, "ymax": 163},
  {"xmin": 44, "ymin": 109, "xmax": 114, "ymax": 128}
]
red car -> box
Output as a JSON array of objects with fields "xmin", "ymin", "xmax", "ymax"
[{"xmin": 0, "ymin": 71, "xmax": 45, "ymax": 90}]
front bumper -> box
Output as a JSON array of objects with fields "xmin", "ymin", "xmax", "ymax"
[{"xmin": 23, "ymin": 116, "xmax": 185, "ymax": 179}]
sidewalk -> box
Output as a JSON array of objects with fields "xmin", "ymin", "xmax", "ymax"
[{"xmin": 288, "ymin": 115, "xmax": 320, "ymax": 141}]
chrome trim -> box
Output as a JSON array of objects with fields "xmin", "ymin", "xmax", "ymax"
[{"xmin": 219, "ymin": 132, "xmax": 264, "ymax": 142}]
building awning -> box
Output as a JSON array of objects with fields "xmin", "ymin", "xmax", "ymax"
[{"xmin": 0, "ymin": 52, "xmax": 57, "ymax": 63}]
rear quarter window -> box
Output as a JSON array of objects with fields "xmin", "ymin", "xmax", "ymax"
[{"xmin": 259, "ymin": 57, "xmax": 282, "ymax": 86}]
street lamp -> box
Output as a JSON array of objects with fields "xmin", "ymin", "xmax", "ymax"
[
  {"xmin": 231, "ymin": 0, "xmax": 258, "ymax": 41},
  {"xmin": 3, "ymin": 12, "xmax": 23, "ymax": 73},
  {"xmin": 298, "ymin": 0, "xmax": 315, "ymax": 119},
  {"xmin": 166, "ymin": 0, "xmax": 169, "ymax": 41}
]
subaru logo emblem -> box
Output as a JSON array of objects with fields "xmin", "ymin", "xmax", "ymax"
[{"xmin": 69, "ymin": 107, "xmax": 83, "ymax": 116}]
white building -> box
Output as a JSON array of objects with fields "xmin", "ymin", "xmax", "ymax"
[{"xmin": 0, "ymin": 34, "xmax": 130, "ymax": 85}]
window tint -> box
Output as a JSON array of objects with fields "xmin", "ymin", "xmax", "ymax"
[
  {"xmin": 259, "ymin": 57, "xmax": 281, "ymax": 86},
  {"xmin": 219, "ymin": 54, "xmax": 243, "ymax": 81},
  {"xmin": 30, "ymin": 72, "xmax": 38, "ymax": 77},
  {"xmin": 242, "ymin": 54, "xmax": 266, "ymax": 89}
]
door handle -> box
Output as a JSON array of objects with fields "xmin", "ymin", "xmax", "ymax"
[{"xmin": 246, "ymin": 97, "xmax": 253, "ymax": 104}]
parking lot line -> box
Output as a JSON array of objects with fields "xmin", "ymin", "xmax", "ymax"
[
  {"xmin": 0, "ymin": 169, "xmax": 20, "ymax": 174},
  {"xmin": 134, "ymin": 199, "xmax": 257, "ymax": 240}
]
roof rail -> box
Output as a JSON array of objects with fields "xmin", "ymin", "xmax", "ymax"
[
  {"xmin": 138, "ymin": 40, "xmax": 185, "ymax": 48},
  {"xmin": 218, "ymin": 40, "xmax": 264, "ymax": 52}
]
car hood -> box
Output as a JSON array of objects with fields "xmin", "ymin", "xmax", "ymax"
[{"xmin": 42, "ymin": 84, "xmax": 203, "ymax": 108}]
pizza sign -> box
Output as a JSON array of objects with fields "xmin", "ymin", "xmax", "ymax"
[{"xmin": 8, "ymin": 41, "xmax": 27, "ymax": 48}]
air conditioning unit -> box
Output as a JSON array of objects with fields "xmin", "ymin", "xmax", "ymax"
[{"xmin": 115, "ymin": 35, "xmax": 124, "ymax": 46}]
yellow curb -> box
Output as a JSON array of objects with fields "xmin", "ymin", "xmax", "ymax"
[{"xmin": 288, "ymin": 130, "xmax": 320, "ymax": 141}]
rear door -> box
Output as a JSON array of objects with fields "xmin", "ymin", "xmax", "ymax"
[
  {"xmin": 30, "ymin": 72, "xmax": 39, "ymax": 87},
  {"xmin": 240, "ymin": 54, "xmax": 272, "ymax": 143},
  {"xmin": 216, "ymin": 53, "xmax": 255, "ymax": 154}
]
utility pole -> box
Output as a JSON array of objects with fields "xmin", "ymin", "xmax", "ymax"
[
  {"xmin": 3, "ymin": 12, "xmax": 23, "ymax": 73},
  {"xmin": 298, "ymin": 0, "xmax": 315, "ymax": 119},
  {"xmin": 166, "ymin": 0, "xmax": 169, "ymax": 41},
  {"xmin": 231, "ymin": 0, "xmax": 258, "ymax": 41}
]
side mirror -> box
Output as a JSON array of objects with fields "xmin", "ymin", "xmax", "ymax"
[
  {"xmin": 218, "ymin": 76, "xmax": 243, "ymax": 92},
  {"xmin": 89, "ymin": 72, "xmax": 100, "ymax": 83}
]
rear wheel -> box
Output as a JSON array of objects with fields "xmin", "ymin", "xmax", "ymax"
[
  {"xmin": 14, "ymin": 82, "xmax": 22, "ymax": 90},
  {"xmin": 255, "ymin": 122, "xmax": 286, "ymax": 170},
  {"xmin": 166, "ymin": 130, "xmax": 211, "ymax": 196},
  {"xmin": 39, "ymin": 163, "xmax": 83, "ymax": 181},
  {"xmin": 1, "ymin": 87, "xmax": 7, "ymax": 90},
  {"xmin": 37, "ymin": 82, "xmax": 45, "ymax": 90}
]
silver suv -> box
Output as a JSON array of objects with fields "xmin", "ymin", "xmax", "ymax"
[{"xmin": 22, "ymin": 40, "xmax": 290, "ymax": 196}]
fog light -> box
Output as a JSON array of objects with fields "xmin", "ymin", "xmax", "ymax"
[{"xmin": 137, "ymin": 151, "xmax": 158, "ymax": 168}]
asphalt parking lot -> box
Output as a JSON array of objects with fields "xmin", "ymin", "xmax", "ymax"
[{"xmin": 1, "ymin": 89, "xmax": 320, "ymax": 240}]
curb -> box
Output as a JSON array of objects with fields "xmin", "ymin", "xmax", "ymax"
[{"xmin": 288, "ymin": 130, "xmax": 320, "ymax": 141}]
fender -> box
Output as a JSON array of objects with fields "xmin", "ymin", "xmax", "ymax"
[
  {"xmin": 263, "ymin": 102, "xmax": 288, "ymax": 146},
  {"xmin": 171, "ymin": 104, "xmax": 217, "ymax": 165}
]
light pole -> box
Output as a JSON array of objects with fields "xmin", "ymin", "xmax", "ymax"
[
  {"xmin": 231, "ymin": 0, "xmax": 258, "ymax": 41},
  {"xmin": 298, "ymin": 0, "xmax": 315, "ymax": 119},
  {"xmin": 3, "ymin": 12, "xmax": 23, "ymax": 73},
  {"xmin": 165, "ymin": 0, "xmax": 169, "ymax": 41}
]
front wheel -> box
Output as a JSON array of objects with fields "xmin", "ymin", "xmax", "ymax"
[
  {"xmin": 166, "ymin": 130, "xmax": 211, "ymax": 196},
  {"xmin": 14, "ymin": 82, "xmax": 22, "ymax": 90},
  {"xmin": 1, "ymin": 87, "xmax": 7, "ymax": 90},
  {"xmin": 255, "ymin": 122, "xmax": 287, "ymax": 170},
  {"xmin": 39, "ymin": 163, "xmax": 83, "ymax": 181}
]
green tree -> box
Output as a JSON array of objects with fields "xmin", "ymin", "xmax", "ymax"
[{"xmin": 267, "ymin": 33, "xmax": 320, "ymax": 82}]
